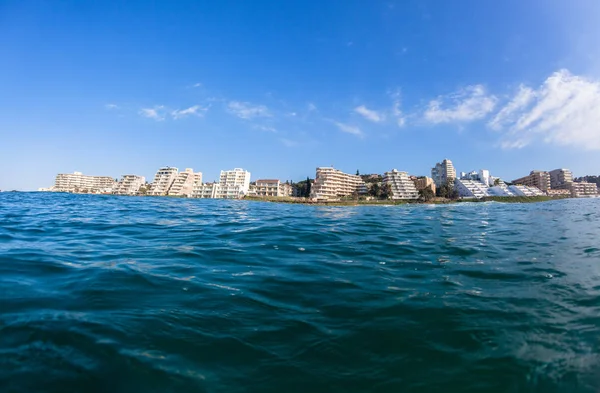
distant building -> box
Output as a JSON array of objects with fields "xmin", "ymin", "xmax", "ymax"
[
  {"xmin": 512, "ymin": 170, "xmax": 551, "ymax": 192},
  {"xmin": 254, "ymin": 179, "xmax": 294, "ymax": 197},
  {"xmin": 54, "ymin": 171, "xmax": 116, "ymax": 193},
  {"xmin": 114, "ymin": 175, "xmax": 146, "ymax": 195},
  {"xmin": 549, "ymin": 169, "xmax": 573, "ymax": 189},
  {"xmin": 431, "ymin": 159, "xmax": 456, "ymax": 187},
  {"xmin": 310, "ymin": 167, "xmax": 367, "ymax": 201},
  {"xmin": 149, "ymin": 167, "xmax": 179, "ymax": 196},
  {"xmin": 568, "ymin": 181, "xmax": 598, "ymax": 197},
  {"xmin": 217, "ymin": 168, "xmax": 251, "ymax": 199},
  {"xmin": 168, "ymin": 168, "xmax": 202, "ymax": 197},
  {"xmin": 412, "ymin": 176, "xmax": 436, "ymax": 195},
  {"xmin": 460, "ymin": 170, "xmax": 494, "ymax": 187},
  {"xmin": 383, "ymin": 169, "xmax": 419, "ymax": 199},
  {"xmin": 192, "ymin": 183, "xmax": 219, "ymax": 198},
  {"xmin": 508, "ymin": 185, "xmax": 545, "ymax": 197}
]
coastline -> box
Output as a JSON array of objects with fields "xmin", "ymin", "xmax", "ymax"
[{"xmin": 242, "ymin": 195, "xmax": 571, "ymax": 206}]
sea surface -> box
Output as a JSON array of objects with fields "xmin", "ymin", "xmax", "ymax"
[{"xmin": 1, "ymin": 192, "xmax": 600, "ymax": 392}]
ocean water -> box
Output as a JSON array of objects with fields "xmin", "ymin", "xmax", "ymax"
[{"xmin": 1, "ymin": 192, "xmax": 600, "ymax": 393}]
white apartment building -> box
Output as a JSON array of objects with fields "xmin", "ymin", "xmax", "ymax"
[
  {"xmin": 216, "ymin": 168, "xmax": 251, "ymax": 199},
  {"xmin": 114, "ymin": 175, "xmax": 146, "ymax": 195},
  {"xmin": 569, "ymin": 182, "xmax": 598, "ymax": 197},
  {"xmin": 149, "ymin": 167, "xmax": 179, "ymax": 196},
  {"xmin": 549, "ymin": 168, "xmax": 573, "ymax": 189},
  {"xmin": 310, "ymin": 167, "xmax": 367, "ymax": 201},
  {"xmin": 254, "ymin": 179, "xmax": 294, "ymax": 197},
  {"xmin": 383, "ymin": 169, "xmax": 419, "ymax": 199},
  {"xmin": 509, "ymin": 185, "xmax": 545, "ymax": 197},
  {"xmin": 455, "ymin": 179, "xmax": 492, "ymax": 199},
  {"xmin": 431, "ymin": 159, "xmax": 456, "ymax": 187},
  {"xmin": 192, "ymin": 183, "xmax": 219, "ymax": 198},
  {"xmin": 168, "ymin": 168, "xmax": 202, "ymax": 197},
  {"xmin": 54, "ymin": 171, "xmax": 116, "ymax": 193}
]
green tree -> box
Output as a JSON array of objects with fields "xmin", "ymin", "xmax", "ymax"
[
  {"xmin": 369, "ymin": 183, "xmax": 380, "ymax": 198},
  {"xmin": 380, "ymin": 183, "xmax": 392, "ymax": 199},
  {"xmin": 356, "ymin": 169, "xmax": 360, "ymax": 176},
  {"xmin": 494, "ymin": 178, "xmax": 501, "ymax": 186},
  {"xmin": 419, "ymin": 188, "xmax": 435, "ymax": 202},
  {"xmin": 305, "ymin": 177, "xmax": 312, "ymax": 197}
]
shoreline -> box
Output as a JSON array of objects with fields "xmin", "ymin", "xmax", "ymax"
[{"xmin": 242, "ymin": 195, "xmax": 572, "ymax": 206}]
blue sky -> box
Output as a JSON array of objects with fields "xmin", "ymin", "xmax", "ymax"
[{"xmin": 1, "ymin": 0, "xmax": 600, "ymax": 190}]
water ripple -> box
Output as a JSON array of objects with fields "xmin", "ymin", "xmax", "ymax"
[{"xmin": 1, "ymin": 193, "xmax": 600, "ymax": 392}]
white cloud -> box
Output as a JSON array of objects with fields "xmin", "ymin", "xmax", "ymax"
[
  {"xmin": 424, "ymin": 85, "xmax": 497, "ymax": 123},
  {"xmin": 354, "ymin": 105, "xmax": 384, "ymax": 122},
  {"xmin": 307, "ymin": 103, "xmax": 318, "ymax": 112},
  {"xmin": 192, "ymin": 82, "xmax": 202, "ymax": 88},
  {"xmin": 253, "ymin": 125, "xmax": 277, "ymax": 133},
  {"xmin": 332, "ymin": 121, "xmax": 363, "ymax": 137},
  {"xmin": 105, "ymin": 103, "xmax": 119, "ymax": 110},
  {"xmin": 139, "ymin": 106, "xmax": 166, "ymax": 121},
  {"xmin": 171, "ymin": 105, "xmax": 207, "ymax": 119},
  {"xmin": 390, "ymin": 91, "xmax": 406, "ymax": 127},
  {"xmin": 280, "ymin": 138, "xmax": 298, "ymax": 147},
  {"xmin": 491, "ymin": 69, "xmax": 600, "ymax": 150},
  {"xmin": 227, "ymin": 101, "xmax": 271, "ymax": 119}
]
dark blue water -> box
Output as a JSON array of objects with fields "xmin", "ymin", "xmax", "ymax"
[{"xmin": 1, "ymin": 193, "xmax": 600, "ymax": 392}]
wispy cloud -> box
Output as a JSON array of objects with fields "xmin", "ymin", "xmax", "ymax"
[
  {"xmin": 354, "ymin": 105, "xmax": 385, "ymax": 122},
  {"xmin": 280, "ymin": 138, "xmax": 298, "ymax": 147},
  {"xmin": 105, "ymin": 104, "xmax": 119, "ymax": 110},
  {"xmin": 192, "ymin": 82, "xmax": 202, "ymax": 88},
  {"xmin": 390, "ymin": 90, "xmax": 406, "ymax": 127},
  {"xmin": 227, "ymin": 101, "xmax": 271, "ymax": 119},
  {"xmin": 307, "ymin": 103, "xmax": 318, "ymax": 112},
  {"xmin": 332, "ymin": 121, "xmax": 363, "ymax": 137},
  {"xmin": 424, "ymin": 85, "xmax": 497, "ymax": 124},
  {"xmin": 490, "ymin": 69, "xmax": 600, "ymax": 150},
  {"xmin": 171, "ymin": 105, "xmax": 207, "ymax": 119},
  {"xmin": 253, "ymin": 125, "xmax": 277, "ymax": 133},
  {"xmin": 139, "ymin": 106, "xmax": 166, "ymax": 121}
]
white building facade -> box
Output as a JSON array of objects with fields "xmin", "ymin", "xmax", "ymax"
[
  {"xmin": 168, "ymin": 168, "xmax": 202, "ymax": 197},
  {"xmin": 149, "ymin": 167, "xmax": 179, "ymax": 196},
  {"xmin": 431, "ymin": 159, "xmax": 456, "ymax": 187},
  {"xmin": 383, "ymin": 169, "xmax": 419, "ymax": 199},
  {"xmin": 310, "ymin": 167, "xmax": 366, "ymax": 201},
  {"xmin": 216, "ymin": 168, "xmax": 251, "ymax": 199},
  {"xmin": 114, "ymin": 175, "xmax": 146, "ymax": 195},
  {"xmin": 54, "ymin": 172, "xmax": 116, "ymax": 193}
]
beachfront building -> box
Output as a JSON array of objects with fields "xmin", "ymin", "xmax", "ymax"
[
  {"xmin": 455, "ymin": 179, "xmax": 491, "ymax": 199},
  {"xmin": 149, "ymin": 167, "xmax": 179, "ymax": 196},
  {"xmin": 192, "ymin": 183, "xmax": 219, "ymax": 198},
  {"xmin": 549, "ymin": 169, "xmax": 573, "ymax": 189},
  {"xmin": 509, "ymin": 185, "xmax": 545, "ymax": 197},
  {"xmin": 254, "ymin": 179, "xmax": 294, "ymax": 197},
  {"xmin": 310, "ymin": 167, "xmax": 367, "ymax": 201},
  {"xmin": 114, "ymin": 175, "xmax": 146, "ymax": 195},
  {"xmin": 216, "ymin": 168, "xmax": 251, "ymax": 199},
  {"xmin": 512, "ymin": 171, "xmax": 551, "ymax": 192},
  {"xmin": 383, "ymin": 169, "xmax": 419, "ymax": 200},
  {"xmin": 568, "ymin": 181, "xmax": 598, "ymax": 197},
  {"xmin": 168, "ymin": 168, "xmax": 202, "ymax": 197},
  {"xmin": 431, "ymin": 159, "xmax": 456, "ymax": 188},
  {"xmin": 412, "ymin": 176, "xmax": 436, "ymax": 195},
  {"xmin": 54, "ymin": 171, "xmax": 116, "ymax": 193}
]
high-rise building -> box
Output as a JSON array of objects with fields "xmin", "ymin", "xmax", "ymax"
[
  {"xmin": 512, "ymin": 170, "xmax": 551, "ymax": 192},
  {"xmin": 168, "ymin": 168, "xmax": 202, "ymax": 197},
  {"xmin": 114, "ymin": 175, "xmax": 146, "ymax": 195},
  {"xmin": 310, "ymin": 167, "xmax": 367, "ymax": 200},
  {"xmin": 54, "ymin": 171, "xmax": 116, "ymax": 193},
  {"xmin": 549, "ymin": 169, "xmax": 573, "ymax": 189},
  {"xmin": 431, "ymin": 159, "xmax": 456, "ymax": 187},
  {"xmin": 149, "ymin": 167, "xmax": 179, "ymax": 196},
  {"xmin": 217, "ymin": 168, "xmax": 251, "ymax": 199},
  {"xmin": 383, "ymin": 169, "xmax": 419, "ymax": 199}
]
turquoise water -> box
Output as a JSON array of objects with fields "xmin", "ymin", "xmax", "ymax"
[{"xmin": 1, "ymin": 192, "xmax": 600, "ymax": 392}]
